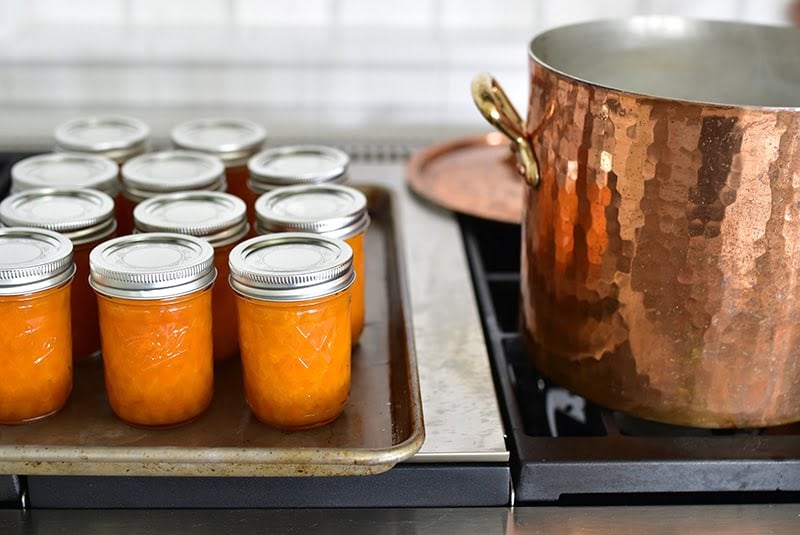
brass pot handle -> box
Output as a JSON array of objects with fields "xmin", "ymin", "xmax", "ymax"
[{"xmin": 471, "ymin": 72, "xmax": 540, "ymax": 187}]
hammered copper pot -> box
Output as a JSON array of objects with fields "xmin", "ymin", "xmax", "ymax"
[{"xmin": 472, "ymin": 16, "xmax": 800, "ymax": 428}]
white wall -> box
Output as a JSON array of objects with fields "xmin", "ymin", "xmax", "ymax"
[{"xmin": 0, "ymin": 0, "xmax": 794, "ymax": 144}]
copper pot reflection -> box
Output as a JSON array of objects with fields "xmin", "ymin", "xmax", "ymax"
[{"xmin": 473, "ymin": 17, "xmax": 800, "ymax": 428}]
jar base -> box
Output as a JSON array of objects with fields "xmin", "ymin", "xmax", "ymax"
[
  {"xmin": 254, "ymin": 414, "xmax": 342, "ymax": 431},
  {"xmin": 0, "ymin": 406, "xmax": 62, "ymax": 426},
  {"xmin": 117, "ymin": 412, "xmax": 204, "ymax": 430}
]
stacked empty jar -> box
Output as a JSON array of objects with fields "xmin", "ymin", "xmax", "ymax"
[
  {"xmin": 0, "ymin": 189, "xmax": 117, "ymax": 362},
  {"xmin": 134, "ymin": 192, "xmax": 249, "ymax": 363}
]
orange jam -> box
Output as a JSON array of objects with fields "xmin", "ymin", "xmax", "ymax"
[
  {"xmin": 0, "ymin": 188, "xmax": 118, "ymax": 363},
  {"xmin": 114, "ymin": 193, "xmax": 136, "ymax": 237},
  {"xmin": 211, "ymin": 241, "xmax": 240, "ymax": 361},
  {"xmin": 133, "ymin": 191, "xmax": 249, "ymax": 363},
  {"xmin": 344, "ymin": 232, "xmax": 365, "ymax": 343},
  {"xmin": 90, "ymin": 232, "xmax": 217, "ymax": 428},
  {"xmin": 96, "ymin": 289, "xmax": 214, "ymax": 428},
  {"xmin": 229, "ymin": 232, "xmax": 355, "ymax": 430},
  {"xmin": 0, "ymin": 227, "xmax": 75, "ymax": 424},
  {"xmin": 71, "ymin": 238, "xmax": 115, "ymax": 362},
  {"xmin": 236, "ymin": 289, "xmax": 351, "ymax": 429},
  {"xmin": 225, "ymin": 165, "xmax": 251, "ymax": 206},
  {"xmin": 254, "ymin": 184, "xmax": 369, "ymax": 344}
]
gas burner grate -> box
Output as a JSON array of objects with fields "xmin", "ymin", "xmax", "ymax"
[{"xmin": 459, "ymin": 214, "xmax": 800, "ymax": 504}]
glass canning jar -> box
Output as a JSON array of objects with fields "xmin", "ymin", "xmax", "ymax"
[
  {"xmin": 54, "ymin": 115, "xmax": 148, "ymax": 234},
  {"xmin": 89, "ymin": 233, "xmax": 216, "ymax": 428},
  {"xmin": 171, "ymin": 118, "xmax": 266, "ymax": 204},
  {"xmin": 134, "ymin": 191, "xmax": 249, "ymax": 363},
  {"xmin": 0, "ymin": 227, "xmax": 75, "ymax": 424},
  {"xmin": 11, "ymin": 152, "xmax": 120, "ymax": 199},
  {"xmin": 119, "ymin": 150, "xmax": 226, "ymax": 236},
  {"xmin": 254, "ymin": 184, "xmax": 370, "ymax": 345},
  {"xmin": 245, "ymin": 145, "xmax": 350, "ymax": 224},
  {"xmin": 54, "ymin": 115, "xmax": 150, "ymax": 165},
  {"xmin": 0, "ymin": 188, "xmax": 117, "ymax": 363},
  {"xmin": 229, "ymin": 232, "xmax": 355, "ymax": 430}
]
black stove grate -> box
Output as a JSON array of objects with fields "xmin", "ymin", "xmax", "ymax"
[{"xmin": 459, "ymin": 214, "xmax": 800, "ymax": 504}]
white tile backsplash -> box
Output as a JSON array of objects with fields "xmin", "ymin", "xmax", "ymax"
[
  {"xmin": 234, "ymin": 0, "xmax": 333, "ymax": 26},
  {"xmin": 0, "ymin": 0, "xmax": 795, "ymax": 140},
  {"xmin": 439, "ymin": 0, "xmax": 536, "ymax": 29},
  {"xmin": 337, "ymin": 0, "xmax": 435, "ymax": 27},
  {"xmin": 31, "ymin": 0, "xmax": 125, "ymax": 24},
  {"xmin": 740, "ymin": 0, "xmax": 793, "ymax": 24},
  {"xmin": 640, "ymin": 0, "xmax": 745, "ymax": 20},
  {"xmin": 130, "ymin": 0, "xmax": 229, "ymax": 25},
  {"xmin": 540, "ymin": 0, "xmax": 638, "ymax": 30}
]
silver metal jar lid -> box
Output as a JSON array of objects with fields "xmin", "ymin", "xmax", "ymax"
[
  {"xmin": 229, "ymin": 232, "xmax": 354, "ymax": 302},
  {"xmin": 171, "ymin": 118, "xmax": 267, "ymax": 168},
  {"xmin": 247, "ymin": 145, "xmax": 350, "ymax": 193},
  {"xmin": 121, "ymin": 150, "xmax": 226, "ymax": 202},
  {"xmin": 0, "ymin": 188, "xmax": 117, "ymax": 246},
  {"xmin": 89, "ymin": 233, "xmax": 216, "ymax": 300},
  {"xmin": 255, "ymin": 184, "xmax": 369, "ymax": 239},
  {"xmin": 11, "ymin": 152, "xmax": 120, "ymax": 197},
  {"xmin": 54, "ymin": 115, "xmax": 150, "ymax": 163},
  {"xmin": 0, "ymin": 227, "xmax": 76, "ymax": 296},
  {"xmin": 134, "ymin": 191, "xmax": 248, "ymax": 248}
]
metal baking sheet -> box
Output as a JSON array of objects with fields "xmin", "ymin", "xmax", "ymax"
[{"xmin": 0, "ymin": 184, "xmax": 424, "ymax": 477}]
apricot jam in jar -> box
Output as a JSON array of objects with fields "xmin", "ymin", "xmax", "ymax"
[
  {"xmin": 89, "ymin": 233, "xmax": 216, "ymax": 428},
  {"xmin": 118, "ymin": 150, "xmax": 226, "ymax": 236},
  {"xmin": 245, "ymin": 145, "xmax": 350, "ymax": 223},
  {"xmin": 171, "ymin": 118, "xmax": 267, "ymax": 204},
  {"xmin": 229, "ymin": 232, "xmax": 355, "ymax": 430},
  {"xmin": 11, "ymin": 152, "xmax": 120, "ymax": 199},
  {"xmin": 134, "ymin": 191, "xmax": 249, "ymax": 363},
  {"xmin": 0, "ymin": 188, "xmax": 116, "ymax": 363},
  {"xmin": 255, "ymin": 184, "xmax": 370, "ymax": 345},
  {"xmin": 0, "ymin": 227, "xmax": 75, "ymax": 424},
  {"xmin": 54, "ymin": 115, "xmax": 150, "ymax": 164}
]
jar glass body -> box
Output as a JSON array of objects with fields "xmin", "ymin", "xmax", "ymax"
[
  {"xmin": 212, "ymin": 241, "xmax": 241, "ymax": 362},
  {"xmin": 96, "ymin": 288, "xmax": 214, "ymax": 428},
  {"xmin": 235, "ymin": 288, "xmax": 352, "ymax": 430},
  {"xmin": 72, "ymin": 235, "xmax": 115, "ymax": 362},
  {"xmin": 225, "ymin": 165, "xmax": 250, "ymax": 204},
  {"xmin": 115, "ymin": 192, "xmax": 136, "ymax": 236},
  {"xmin": 344, "ymin": 232, "xmax": 366, "ymax": 345},
  {"xmin": 244, "ymin": 181, "xmax": 262, "ymax": 225},
  {"xmin": 0, "ymin": 281, "xmax": 73, "ymax": 424}
]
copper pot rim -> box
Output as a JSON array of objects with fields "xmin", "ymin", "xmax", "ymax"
[{"xmin": 526, "ymin": 16, "xmax": 800, "ymax": 113}]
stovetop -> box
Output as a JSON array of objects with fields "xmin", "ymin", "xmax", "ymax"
[
  {"xmin": 7, "ymin": 141, "xmax": 800, "ymax": 509},
  {"xmin": 459, "ymin": 214, "xmax": 800, "ymax": 504}
]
